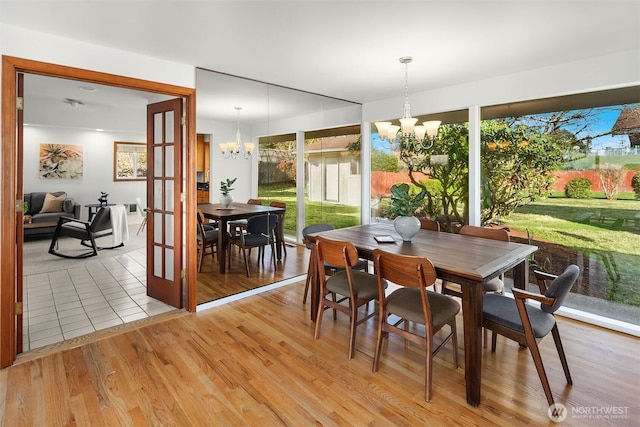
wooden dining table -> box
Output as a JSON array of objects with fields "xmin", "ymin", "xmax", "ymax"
[
  {"xmin": 197, "ymin": 202, "xmax": 286, "ymax": 273},
  {"xmin": 306, "ymin": 222, "xmax": 538, "ymax": 407}
]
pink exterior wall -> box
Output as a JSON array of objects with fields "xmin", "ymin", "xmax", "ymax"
[
  {"xmin": 370, "ymin": 171, "xmax": 430, "ymax": 197},
  {"xmin": 553, "ymin": 170, "xmax": 636, "ymax": 192},
  {"xmin": 371, "ymin": 170, "xmax": 638, "ymax": 195}
]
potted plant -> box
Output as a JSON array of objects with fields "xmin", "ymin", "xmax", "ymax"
[
  {"xmin": 23, "ymin": 201, "xmax": 32, "ymax": 224},
  {"xmin": 219, "ymin": 178, "xmax": 237, "ymax": 208},
  {"xmin": 388, "ymin": 183, "xmax": 426, "ymax": 242}
]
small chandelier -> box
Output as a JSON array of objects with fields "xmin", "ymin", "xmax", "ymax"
[
  {"xmin": 374, "ymin": 56, "xmax": 441, "ymax": 151},
  {"xmin": 220, "ymin": 107, "xmax": 254, "ymax": 159}
]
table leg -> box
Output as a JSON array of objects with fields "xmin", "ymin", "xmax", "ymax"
[
  {"xmin": 275, "ymin": 212, "xmax": 284, "ymax": 261},
  {"xmin": 513, "ymin": 258, "xmax": 529, "ymax": 290},
  {"xmin": 309, "ymin": 244, "xmax": 319, "ymax": 321},
  {"xmin": 461, "ymin": 281, "xmax": 483, "ymax": 407},
  {"xmin": 217, "ymin": 219, "xmax": 228, "ymax": 273}
]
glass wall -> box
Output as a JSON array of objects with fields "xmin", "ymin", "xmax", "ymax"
[
  {"xmin": 196, "ymin": 68, "xmax": 362, "ymax": 242},
  {"xmin": 258, "ymin": 134, "xmax": 297, "ymax": 238},
  {"xmin": 370, "ymin": 110, "xmax": 469, "ymax": 232},
  {"xmin": 482, "ymin": 89, "xmax": 640, "ymax": 327},
  {"xmin": 302, "ymin": 129, "xmax": 362, "ymax": 230}
]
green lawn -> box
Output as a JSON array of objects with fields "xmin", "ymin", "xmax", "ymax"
[
  {"xmin": 505, "ymin": 197, "xmax": 640, "ymax": 306},
  {"xmin": 259, "ymin": 182, "xmax": 640, "ymax": 307},
  {"xmin": 564, "ymin": 154, "xmax": 640, "ymax": 170},
  {"xmin": 258, "ymin": 183, "xmax": 360, "ymax": 235}
]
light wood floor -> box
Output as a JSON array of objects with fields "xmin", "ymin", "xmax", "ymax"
[
  {"xmin": 196, "ymin": 242, "xmax": 311, "ymax": 304},
  {"xmin": 3, "ymin": 276, "xmax": 638, "ymax": 426}
]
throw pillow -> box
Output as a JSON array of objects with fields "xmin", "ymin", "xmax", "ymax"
[{"xmin": 39, "ymin": 193, "xmax": 66, "ymax": 213}]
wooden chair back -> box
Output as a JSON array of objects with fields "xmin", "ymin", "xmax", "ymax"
[
  {"xmin": 247, "ymin": 199, "xmax": 262, "ymax": 205},
  {"xmin": 459, "ymin": 224, "xmax": 509, "ymax": 242},
  {"xmin": 269, "ymin": 200, "xmax": 286, "ymax": 209},
  {"xmin": 373, "ymin": 249, "xmax": 438, "ymax": 293},
  {"xmin": 419, "ymin": 218, "xmax": 440, "ymax": 232},
  {"xmin": 314, "ymin": 235, "xmax": 381, "ymax": 359},
  {"xmin": 315, "ymin": 235, "xmax": 360, "ymax": 270}
]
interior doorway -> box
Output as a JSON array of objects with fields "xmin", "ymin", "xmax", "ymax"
[{"xmin": 1, "ymin": 56, "xmax": 198, "ymax": 367}]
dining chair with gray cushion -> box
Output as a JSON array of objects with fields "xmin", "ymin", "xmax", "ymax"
[
  {"xmin": 372, "ymin": 248, "xmax": 460, "ymax": 402},
  {"xmin": 301, "ymin": 223, "xmax": 368, "ymax": 304},
  {"xmin": 313, "ymin": 236, "xmax": 384, "ymax": 359},
  {"xmin": 482, "ymin": 264, "xmax": 580, "ymax": 405},
  {"xmin": 228, "ymin": 198, "xmax": 263, "ymax": 239},
  {"xmin": 441, "ymin": 224, "xmax": 510, "ymax": 297},
  {"xmin": 269, "ymin": 200, "xmax": 287, "ymax": 256},
  {"xmin": 227, "ymin": 214, "xmax": 277, "ymax": 277},
  {"xmin": 197, "ymin": 209, "xmax": 218, "ymax": 272}
]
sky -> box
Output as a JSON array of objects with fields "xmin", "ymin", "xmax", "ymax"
[{"xmin": 371, "ymin": 104, "xmax": 638, "ymax": 154}]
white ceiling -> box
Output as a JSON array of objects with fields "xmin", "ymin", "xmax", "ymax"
[{"xmin": 3, "ymin": 1, "xmax": 639, "ymax": 130}]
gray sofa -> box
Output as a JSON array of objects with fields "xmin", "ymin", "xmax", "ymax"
[{"xmin": 24, "ymin": 191, "xmax": 81, "ymax": 237}]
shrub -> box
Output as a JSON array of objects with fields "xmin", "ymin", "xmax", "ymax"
[
  {"xmin": 565, "ymin": 177, "xmax": 592, "ymax": 198},
  {"xmin": 419, "ymin": 179, "xmax": 444, "ymax": 217},
  {"xmin": 596, "ymin": 163, "xmax": 626, "ymax": 200},
  {"xmin": 632, "ymin": 173, "xmax": 640, "ymax": 200}
]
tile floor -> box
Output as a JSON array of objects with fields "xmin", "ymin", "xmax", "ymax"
[{"xmin": 23, "ymin": 246, "xmax": 175, "ymax": 351}]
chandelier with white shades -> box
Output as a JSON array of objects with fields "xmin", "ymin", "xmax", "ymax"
[
  {"xmin": 220, "ymin": 107, "xmax": 254, "ymax": 160},
  {"xmin": 374, "ymin": 56, "xmax": 441, "ymax": 152}
]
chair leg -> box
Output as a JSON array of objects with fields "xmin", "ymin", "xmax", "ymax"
[
  {"xmin": 302, "ymin": 269, "xmax": 311, "ymax": 305},
  {"xmin": 242, "ymin": 248, "xmax": 250, "ymax": 277},
  {"xmin": 197, "ymin": 243, "xmax": 204, "ymax": 272},
  {"xmin": 314, "ymin": 295, "xmax": 325, "ymax": 340},
  {"xmin": 425, "ymin": 335, "xmax": 433, "ymax": 402},
  {"xmin": 551, "ymin": 324, "xmax": 573, "ymax": 385},
  {"xmin": 303, "ymin": 255, "xmax": 313, "ymax": 304},
  {"xmin": 348, "ymin": 299, "xmax": 357, "ymax": 359},
  {"xmin": 372, "ymin": 312, "xmax": 386, "ymax": 373},
  {"xmin": 137, "ymin": 218, "xmax": 147, "ymax": 235},
  {"xmin": 450, "ymin": 319, "xmax": 459, "ymax": 369},
  {"xmin": 270, "ymin": 241, "xmax": 277, "ymax": 271},
  {"xmin": 526, "ymin": 335, "xmax": 555, "ymax": 406},
  {"xmin": 491, "ymin": 330, "xmax": 498, "ymax": 352}
]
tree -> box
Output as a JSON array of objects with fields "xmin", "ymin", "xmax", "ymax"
[
  {"xmin": 396, "ymin": 120, "xmax": 566, "ymax": 229},
  {"xmin": 371, "ymin": 148, "xmax": 399, "ymax": 172},
  {"xmin": 398, "ymin": 124, "xmax": 470, "ymax": 231},
  {"xmin": 508, "ymin": 106, "xmax": 626, "ymax": 152},
  {"xmin": 480, "ymin": 120, "xmax": 564, "ymax": 223},
  {"xmin": 596, "ymin": 163, "xmax": 626, "ymax": 200}
]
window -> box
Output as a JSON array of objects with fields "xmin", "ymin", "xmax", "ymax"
[{"xmin": 114, "ymin": 142, "xmax": 147, "ymax": 181}]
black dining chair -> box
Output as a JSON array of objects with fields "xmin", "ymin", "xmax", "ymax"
[
  {"xmin": 482, "ymin": 264, "xmax": 580, "ymax": 405},
  {"xmin": 197, "ymin": 209, "xmax": 218, "ymax": 272},
  {"xmin": 227, "ymin": 214, "xmax": 278, "ymax": 277}
]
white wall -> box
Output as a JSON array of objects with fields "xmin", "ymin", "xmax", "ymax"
[
  {"xmin": 3, "ymin": 26, "xmax": 639, "ymax": 212},
  {"xmin": 195, "ymin": 117, "xmax": 253, "ymax": 202},
  {"xmin": 24, "ymin": 126, "xmax": 146, "ymax": 221},
  {"xmin": 1, "ymin": 24, "xmax": 195, "ymax": 89},
  {"xmin": 363, "ymin": 50, "xmax": 640, "ymax": 122}
]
